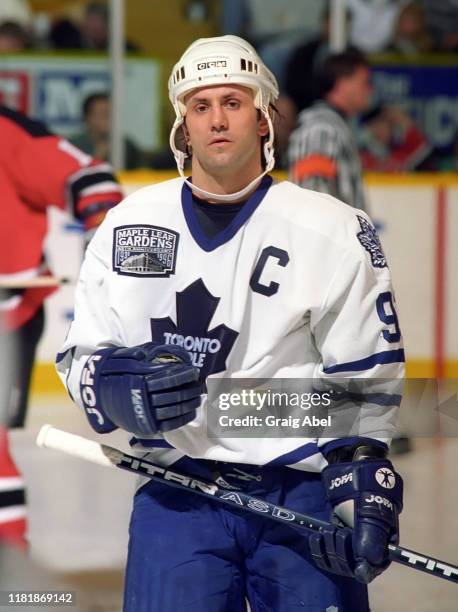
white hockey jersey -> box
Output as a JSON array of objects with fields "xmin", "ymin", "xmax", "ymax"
[{"xmin": 56, "ymin": 176, "xmax": 404, "ymax": 472}]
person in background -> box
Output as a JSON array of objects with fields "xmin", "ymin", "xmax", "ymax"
[
  {"xmin": 387, "ymin": 1, "xmax": 432, "ymax": 55},
  {"xmin": 0, "ymin": 0, "xmax": 32, "ymax": 51},
  {"xmin": 49, "ymin": 1, "xmax": 139, "ymax": 52},
  {"xmin": 283, "ymin": 6, "xmax": 334, "ymax": 116},
  {"xmin": 219, "ymin": 0, "xmax": 326, "ymax": 87},
  {"xmin": 275, "ymin": 6, "xmax": 353, "ymax": 167},
  {"xmin": 0, "ymin": 21, "xmax": 29, "ymax": 52},
  {"xmin": 346, "ymin": 0, "xmax": 407, "ymax": 53},
  {"xmin": 422, "ymin": 0, "xmax": 458, "ymax": 52},
  {"xmin": 0, "ymin": 105, "xmax": 123, "ymax": 547},
  {"xmin": 359, "ymin": 105, "xmax": 431, "ymax": 172},
  {"xmin": 0, "ymin": 0, "xmax": 31, "ymax": 33},
  {"xmin": 70, "ymin": 93, "xmax": 147, "ymax": 170},
  {"xmin": 80, "ymin": 1, "xmax": 110, "ymax": 50},
  {"xmin": 272, "ymin": 6, "xmax": 332, "ymax": 166},
  {"xmin": 288, "ymin": 49, "xmax": 372, "ymax": 212},
  {"xmin": 48, "ymin": 18, "xmax": 82, "ymax": 50}
]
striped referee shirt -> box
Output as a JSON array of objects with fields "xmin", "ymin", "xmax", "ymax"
[{"xmin": 288, "ymin": 101, "xmax": 367, "ymax": 212}]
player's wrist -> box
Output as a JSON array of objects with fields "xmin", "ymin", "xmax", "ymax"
[{"xmin": 324, "ymin": 438, "xmax": 388, "ymax": 464}]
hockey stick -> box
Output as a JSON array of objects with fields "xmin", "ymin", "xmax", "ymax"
[
  {"xmin": 36, "ymin": 425, "xmax": 458, "ymax": 585},
  {"xmin": 0, "ymin": 276, "xmax": 70, "ymax": 289}
]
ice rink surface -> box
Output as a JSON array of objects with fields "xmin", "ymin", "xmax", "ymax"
[{"xmin": 5, "ymin": 393, "xmax": 458, "ymax": 612}]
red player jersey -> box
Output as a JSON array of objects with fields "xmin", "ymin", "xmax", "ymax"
[{"xmin": 0, "ymin": 105, "xmax": 124, "ymax": 330}]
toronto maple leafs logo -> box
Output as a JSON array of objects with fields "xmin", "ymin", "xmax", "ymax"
[
  {"xmin": 356, "ymin": 215, "xmax": 387, "ymax": 268},
  {"xmin": 150, "ymin": 279, "xmax": 238, "ymax": 380}
]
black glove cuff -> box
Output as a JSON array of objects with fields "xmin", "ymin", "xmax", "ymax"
[{"xmin": 326, "ymin": 443, "xmax": 388, "ymax": 464}]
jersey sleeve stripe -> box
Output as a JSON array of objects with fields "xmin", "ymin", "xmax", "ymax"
[
  {"xmin": 323, "ymin": 349, "xmax": 405, "ymax": 374},
  {"xmin": 69, "ymin": 171, "xmax": 119, "ymax": 205},
  {"xmin": 329, "ymin": 391, "xmax": 402, "ymax": 407},
  {"xmin": 0, "ymin": 489, "xmax": 26, "ymax": 508},
  {"xmin": 79, "ymin": 181, "xmax": 121, "ymax": 198},
  {"xmin": 291, "ymin": 154, "xmax": 337, "ymax": 182}
]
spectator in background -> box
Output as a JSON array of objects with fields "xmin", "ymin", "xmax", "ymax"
[
  {"xmin": 0, "ymin": 104, "xmax": 123, "ymax": 547},
  {"xmin": 422, "ymin": 0, "xmax": 458, "ymax": 52},
  {"xmin": 388, "ymin": 1, "xmax": 432, "ymax": 55},
  {"xmin": 0, "ymin": 0, "xmax": 31, "ymax": 29},
  {"xmin": 220, "ymin": 0, "xmax": 327, "ymax": 87},
  {"xmin": 347, "ymin": 0, "xmax": 407, "ymax": 53},
  {"xmin": 288, "ymin": 49, "xmax": 372, "ymax": 211},
  {"xmin": 70, "ymin": 93, "xmax": 147, "ymax": 169},
  {"xmin": 0, "ymin": 0, "xmax": 32, "ymax": 52},
  {"xmin": 275, "ymin": 6, "xmax": 347, "ymax": 167},
  {"xmin": 80, "ymin": 1, "xmax": 110, "ymax": 50},
  {"xmin": 283, "ymin": 6, "xmax": 334, "ymax": 116},
  {"xmin": 81, "ymin": 0, "xmax": 139, "ymax": 52},
  {"xmin": 0, "ymin": 21, "xmax": 29, "ymax": 52},
  {"xmin": 50, "ymin": 1, "xmax": 139, "ymax": 52},
  {"xmin": 359, "ymin": 105, "xmax": 431, "ymax": 171},
  {"xmin": 48, "ymin": 18, "xmax": 83, "ymax": 50}
]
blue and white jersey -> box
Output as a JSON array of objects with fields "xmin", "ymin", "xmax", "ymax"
[{"xmin": 56, "ymin": 176, "xmax": 404, "ymax": 472}]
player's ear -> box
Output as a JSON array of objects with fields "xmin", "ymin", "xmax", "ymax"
[
  {"xmin": 181, "ymin": 122, "xmax": 191, "ymax": 144},
  {"xmin": 257, "ymin": 114, "xmax": 269, "ymax": 138},
  {"xmin": 175, "ymin": 124, "xmax": 192, "ymax": 157}
]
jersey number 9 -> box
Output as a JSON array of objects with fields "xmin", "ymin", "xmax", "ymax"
[{"xmin": 376, "ymin": 291, "xmax": 401, "ymax": 343}]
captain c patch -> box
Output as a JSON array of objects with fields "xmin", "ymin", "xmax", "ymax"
[{"xmin": 113, "ymin": 224, "xmax": 179, "ymax": 277}]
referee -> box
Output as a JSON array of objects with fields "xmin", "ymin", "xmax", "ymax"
[{"xmin": 288, "ymin": 49, "xmax": 372, "ymax": 212}]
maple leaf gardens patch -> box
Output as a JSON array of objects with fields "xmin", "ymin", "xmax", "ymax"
[
  {"xmin": 356, "ymin": 215, "xmax": 387, "ymax": 268},
  {"xmin": 113, "ymin": 224, "xmax": 179, "ymax": 277}
]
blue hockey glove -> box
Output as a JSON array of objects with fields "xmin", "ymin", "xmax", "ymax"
[
  {"xmin": 313, "ymin": 456, "xmax": 403, "ymax": 583},
  {"xmin": 80, "ymin": 342, "xmax": 203, "ymax": 436}
]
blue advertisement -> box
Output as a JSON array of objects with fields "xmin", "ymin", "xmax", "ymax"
[
  {"xmin": 36, "ymin": 70, "xmax": 108, "ymax": 135},
  {"xmin": 0, "ymin": 55, "xmax": 161, "ymax": 149},
  {"xmin": 371, "ymin": 62, "xmax": 458, "ymax": 151}
]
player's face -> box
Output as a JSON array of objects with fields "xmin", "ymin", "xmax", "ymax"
[{"xmin": 183, "ymin": 85, "xmax": 269, "ymax": 181}]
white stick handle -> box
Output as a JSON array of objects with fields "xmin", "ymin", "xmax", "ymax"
[{"xmin": 36, "ymin": 424, "xmax": 122, "ymax": 468}]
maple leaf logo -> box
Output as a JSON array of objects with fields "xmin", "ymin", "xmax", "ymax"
[
  {"xmin": 150, "ymin": 279, "xmax": 238, "ymax": 380},
  {"xmin": 356, "ymin": 215, "xmax": 387, "ymax": 268}
]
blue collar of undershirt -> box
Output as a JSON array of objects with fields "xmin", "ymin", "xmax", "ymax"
[{"xmin": 181, "ymin": 175, "xmax": 273, "ymax": 252}]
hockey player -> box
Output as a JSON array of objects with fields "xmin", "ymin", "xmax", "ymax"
[
  {"xmin": 0, "ymin": 105, "xmax": 123, "ymax": 546},
  {"xmin": 57, "ymin": 36, "xmax": 405, "ymax": 611},
  {"xmin": 288, "ymin": 49, "xmax": 372, "ymax": 211}
]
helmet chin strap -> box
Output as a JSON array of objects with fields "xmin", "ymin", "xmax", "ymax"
[{"xmin": 169, "ymin": 114, "xmax": 275, "ymax": 204}]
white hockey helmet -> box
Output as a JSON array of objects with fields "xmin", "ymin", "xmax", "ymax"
[{"xmin": 168, "ymin": 35, "xmax": 279, "ymax": 202}]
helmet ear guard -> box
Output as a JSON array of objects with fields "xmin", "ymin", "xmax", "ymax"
[{"xmin": 168, "ymin": 35, "xmax": 279, "ymax": 203}]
